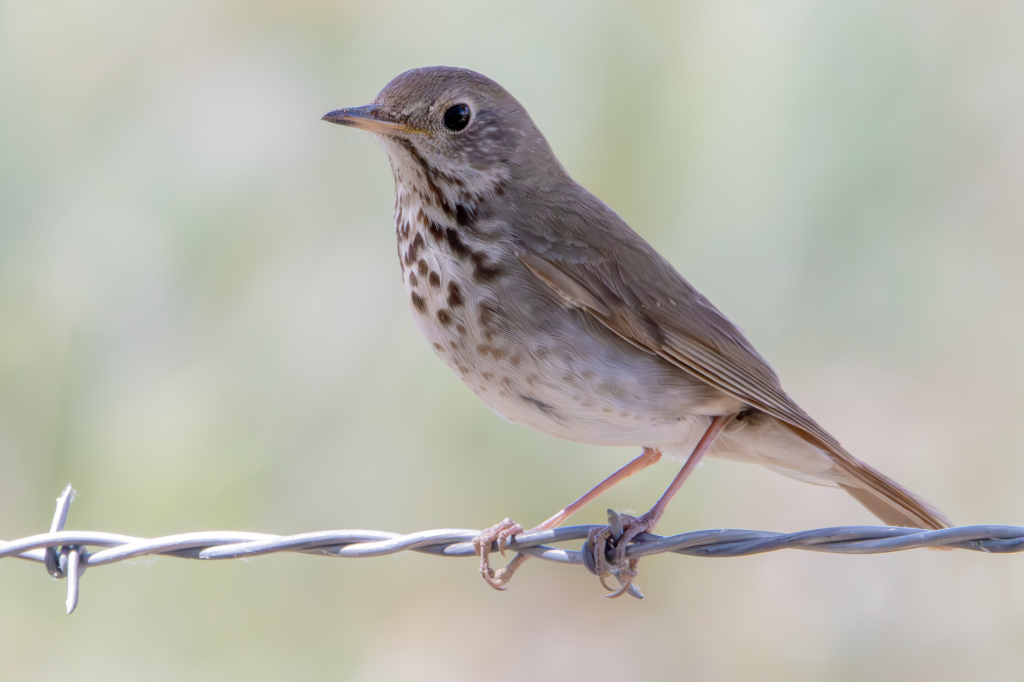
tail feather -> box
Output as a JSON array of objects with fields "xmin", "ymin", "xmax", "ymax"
[
  {"xmin": 778, "ymin": 419, "xmax": 952, "ymax": 530},
  {"xmin": 712, "ymin": 411, "xmax": 951, "ymax": 530},
  {"xmin": 833, "ymin": 458, "xmax": 951, "ymax": 530}
]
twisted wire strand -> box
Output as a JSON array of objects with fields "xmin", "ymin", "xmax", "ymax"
[{"xmin": 4, "ymin": 485, "xmax": 1022, "ymax": 614}]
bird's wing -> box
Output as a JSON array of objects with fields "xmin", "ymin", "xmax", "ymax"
[
  {"xmin": 515, "ymin": 240, "xmax": 832, "ymax": 445},
  {"xmin": 514, "ymin": 193, "xmax": 949, "ymax": 529}
]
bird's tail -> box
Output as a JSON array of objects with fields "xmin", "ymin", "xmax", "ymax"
[
  {"xmin": 832, "ymin": 456, "xmax": 951, "ymax": 530},
  {"xmin": 706, "ymin": 413, "xmax": 951, "ymax": 530}
]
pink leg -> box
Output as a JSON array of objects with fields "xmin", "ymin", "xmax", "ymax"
[
  {"xmin": 636, "ymin": 414, "xmax": 732, "ymax": 530},
  {"xmin": 535, "ymin": 447, "xmax": 662, "ymax": 531},
  {"xmin": 474, "ymin": 447, "xmax": 663, "ymax": 589},
  {"xmin": 597, "ymin": 414, "xmax": 735, "ymax": 597}
]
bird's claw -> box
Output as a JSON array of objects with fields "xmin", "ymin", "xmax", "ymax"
[
  {"xmin": 473, "ymin": 517, "xmax": 524, "ymax": 591},
  {"xmin": 583, "ymin": 509, "xmax": 650, "ymax": 599}
]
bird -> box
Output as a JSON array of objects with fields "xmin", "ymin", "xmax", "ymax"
[{"xmin": 322, "ymin": 66, "xmax": 950, "ymax": 596}]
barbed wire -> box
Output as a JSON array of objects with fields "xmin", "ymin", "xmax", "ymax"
[{"xmin": 3, "ymin": 485, "xmax": 1023, "ymax": 613}]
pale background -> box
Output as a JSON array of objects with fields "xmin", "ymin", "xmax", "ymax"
[{"xmin": 2, "ymin": 1, "xmax": 1023, "ymax": 680}]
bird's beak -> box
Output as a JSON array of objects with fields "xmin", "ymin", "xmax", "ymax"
[{"xmin": 321, "ymin": 104, "xmax": 417, "ymax": 135}]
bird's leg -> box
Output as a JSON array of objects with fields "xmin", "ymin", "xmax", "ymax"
[
  {"xmin": 474, "ymin": 447, "xmax": 663, "ymax": 590},
  {"xmin": 535, "ymin": 447, "xmax": 663, "ymax": 531},
  {"xmin": 594, "ymin": 414, "xmax": 735, "ymax": 598}
]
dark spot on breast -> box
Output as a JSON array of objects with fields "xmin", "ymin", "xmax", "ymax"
[
  {"xmin": 404, "ymin": 232, "xmax": 425, "ymax": 267},
  {"xmin": 417, "ymin": 259, "xmax": 428, "ymax": 276},
  {"xmin": 456, "ymin": 323, "xmax": 467, "ymax": 335},
  {"xmin": 440, "ymin": 226, "xmax": 502, "ymax": 283},
  {"xmin": 478, "ymin": 301, "xmax": 501, "ymax": 330},
  {"xmin": 447, "ymin": 282, "xmax": 464, "ymax": 308},
  {"xmin": 432, "ymin": 343, "xmax": 443, "ymax": 351},
  {"xmin": 470, "ymin": 252, "xmax": 503, "ymax": 283},
  {"xmin": 408, "ymin": 271, "xmax": 418, "ymax": 287},
  {"xmin": 477, "ymin": 343, "xmax": 510, "ymax": 360},
  {"xmin": 521, "ymin": 395, "xmax": 556, "ymax": 416},
  {"xmin": 427, "ymin": 219, "xmax": 445, "ymax": 242},
  {"xmin": 436, "ymin": 309, "xmax": 452, "ymax": 326},
  {"xmin": 428, "ymin": 271, "xmax": 441, "ymax": 288},
  {"xmin": 455, "ymin": 204, "xmax": 475, "ymax": 228},
  {"xmin": 410, "ymin": 291, "xmax": 427, "ymax": 313},
  {"xmin": 444, "ymin": 227, "xmax": 470, "ymax": 257}
]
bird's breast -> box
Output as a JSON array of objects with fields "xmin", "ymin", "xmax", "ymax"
[{"xmin": 392, "ymin": 182, "xmax": 740, "ymax": 448}]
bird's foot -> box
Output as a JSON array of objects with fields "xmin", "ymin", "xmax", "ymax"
[
  {"xmin": 472, "ymin": 517, "xmax": 524, "ymax": 591},
  {"xmin": 582, "ymin": 509, "xmax": 653, "ymax": 599}
]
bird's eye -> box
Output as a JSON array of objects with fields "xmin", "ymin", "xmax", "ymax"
[{"xmin": 443, "ymin": 104, "xmax": 471, "ymax": 131}]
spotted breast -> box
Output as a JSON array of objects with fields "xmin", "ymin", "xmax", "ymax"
[{"xmin": 386, "ymin": 136, "xmax": 736, "ymax": 450}]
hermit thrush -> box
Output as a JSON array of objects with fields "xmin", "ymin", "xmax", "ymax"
[{"xmin": 323, "ymin": 66, "xmax": 950, "ymax": 596}]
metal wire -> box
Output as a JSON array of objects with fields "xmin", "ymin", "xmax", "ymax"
[{"xmin": 3, "ymin": 485, "xmax": 1023, "ymax": 613}]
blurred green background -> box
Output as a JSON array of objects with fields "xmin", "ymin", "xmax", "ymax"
[{"xmin": 2, "ymin": 1, "xmax": 1023, "ymax": 679}]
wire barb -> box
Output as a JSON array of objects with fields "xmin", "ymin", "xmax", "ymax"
[
  {"xmin": 2, "ymin": 485, "xmax": 1023, "ymax": 614},
  {"xmin": 43, "ymin": 484, "xmax": 75, "ymax": 579}
]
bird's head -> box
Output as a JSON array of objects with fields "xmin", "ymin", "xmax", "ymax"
[{"xmin": 323, "ymin": 66, "xmax": 563, "ymax": 210}]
